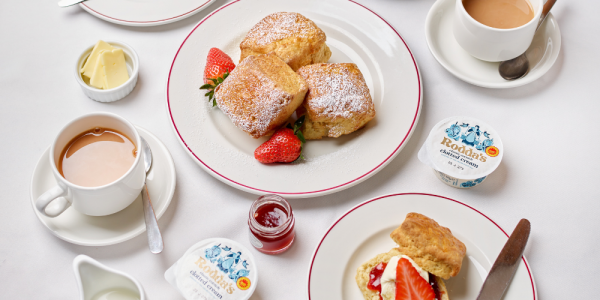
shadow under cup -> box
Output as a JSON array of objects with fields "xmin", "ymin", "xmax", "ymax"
[
  {"xmin": 47, "ymin": 113, "xmax": 145, "ymax": 217},
  {"xmin": 453, "ymin": 0, "xmax": 543, "ymax": 62}
]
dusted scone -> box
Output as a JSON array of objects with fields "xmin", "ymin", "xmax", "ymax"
[
  {"xmin": 296, "ymin": 63, "xmax": 376, "ymax": 140},
  {"xmin": 240, "ymin": 12, "xmax": 332, "ymax": 71},
  {"xmin": 390, "ymin": 213, "xmax": 467, "ymax": 280},
  {"xmin": 355, "ymin": 213, "xmax": 465, "ymax": 300},
  {"xmin": 215, "ymin": 53, "xmax": 308, "ymax": 138}
]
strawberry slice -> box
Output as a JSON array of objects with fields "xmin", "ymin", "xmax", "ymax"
[
  {"xmin": 254, "ymin": 116, "xmax": 306, "ymax": 163},
  {"xmin": 395, "ymin": 258, "xmax": 435, "ymax": 300},
  {"xmin": 200, "ymin": 47, "xmax": 235, "ymax": 106}
]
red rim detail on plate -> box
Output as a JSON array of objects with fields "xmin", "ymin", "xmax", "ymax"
[
  {"xmin": 307, "ymin": 193, "xmax": 536, "ymax": 300},
  {"xmin": 166, "ymin": 0, "xmax": 421, "ymax": 195},
  {"xmin": 81, "ymin": 0, "xmax": 213, "ymax": 24}
]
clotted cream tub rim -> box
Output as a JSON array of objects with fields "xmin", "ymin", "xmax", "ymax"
[
  {"xmin": 165, "ymin": 237, "xmax": 258, "ymax": 300},
  {"xmin": 421, "ymin": 116, "xmax": 504, "ymax": 179}
]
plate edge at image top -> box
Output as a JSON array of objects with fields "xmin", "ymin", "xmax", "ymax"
[
  {"xmin": 165, "ymin": 0, "xmax": 422, "ymax": 198},
  {"xmin": 80, "ymin": 0, "xmax": 217, "ymax": 26},
  {"xmin": 306, "ymin": 193, "xmax": 537, "ymax": 300}
]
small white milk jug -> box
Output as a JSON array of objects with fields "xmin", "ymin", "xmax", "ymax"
[{"xmin": 73, "ymin": 255, "xmax": 145, "ymax": 300}]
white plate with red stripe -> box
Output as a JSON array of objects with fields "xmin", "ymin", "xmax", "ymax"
[
  {"xmin": 308, "ymin": 193, "xmax": 537, "ymax": 299},
  {"xmin": 79, "ymin": 0, "xmax": 217, "ymax": 27},
  {"xmin": 166, "ymin": 0, "xmax": 422, "ymax": 198}
]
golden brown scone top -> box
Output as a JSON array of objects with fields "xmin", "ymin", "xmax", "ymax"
[
  {"xmin": 215, "ymin": 53, "xmax": 307, "ymax": 138},
  {"xmin": 390, "ymin": 213, "xmax": 466, "ymax": 280},
  {"xmin": 240, "ymin": 12, "xmax": 331, "ymax": 71},
  {"xmin": 297, "ymin": 63, "xmax": 376, "ymax": 139}
]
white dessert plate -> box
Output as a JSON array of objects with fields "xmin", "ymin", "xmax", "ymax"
[
  {"xmin": 167, "ymin": 0, "xmax": 422, "ymax": 198},
  {"xmin": 79, "ymin": 0, "xmax": 217, "ymax": 27},
  {"xmin": 308, "ymin": 193, "xmax": 537, "ymax": 300},
  {"xmin": 425, "ymin": 0, "xmax": 561, "ymax": 88},
  {"xmin": 30, "ymin": 126, "xmax": 176, "ymax": 246}
]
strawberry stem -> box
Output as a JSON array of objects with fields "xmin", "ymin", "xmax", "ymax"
[{"xmin": 199, "ymin": 70, "xmax": 230, "ymax": 107}]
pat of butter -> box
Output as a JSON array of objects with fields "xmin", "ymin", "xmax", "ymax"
[
  {"xmin": 100, "ymin": 48, "xmax": 129, "ymax": 89},
  {"xmin": 89, "ymin": 50, "xmax": 107, "ymax": 89},
  {"xmin": 81, "ymin": 40, "xmax": 114, "ymax": 79}
]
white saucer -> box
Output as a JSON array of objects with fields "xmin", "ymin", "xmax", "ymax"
[
  {"xmin": 425, "ymin": 0, "xmax": 561, "ymax": 88},
  {"xmin": 30, "ymin": 126, "xmax": 176, "ymax": 246}
]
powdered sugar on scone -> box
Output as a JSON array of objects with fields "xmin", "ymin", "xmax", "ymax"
[
  {"xmin": 215, "ymin": 53, "xmax": 307, "ymax": 138},
  {"xmin": 241, "ymin": 12, "xmax": 325, "ymax": 47},
  {"xmin": 298, "ymin": 63, "xmax": 373, "ymax": 120}
]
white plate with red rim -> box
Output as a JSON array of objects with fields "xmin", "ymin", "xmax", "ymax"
[
  {"xmin": 79, "ymin": 0, "xmax": 217, "ymax": 27},
  {"xmin": 29, "ymin": 126, "xmax": 176, "ymax": 246},
  {"xmin": 166, "ymin": 0, "xmax": 422, "ymax": 198},
  {"xmin": 308, "ymin": 193, "xmax": 537, "ymax": 300}
]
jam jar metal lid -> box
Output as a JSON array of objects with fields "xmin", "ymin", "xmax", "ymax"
[
  {"xmin": 165, "ymin": 238, "xmax": 257, "ymax": 300},
  {"xmin": 418, "ymin": 116, "xmax": 504, "ymax": 179}
]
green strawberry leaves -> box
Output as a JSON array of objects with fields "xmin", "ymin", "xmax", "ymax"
[
  {"xmin": 290, "ymin": 115, "xmax": 306, "ymax": 162},
  {"xmin": 199, "ymin": 70, "xmax": 230, "ymax": 107}
]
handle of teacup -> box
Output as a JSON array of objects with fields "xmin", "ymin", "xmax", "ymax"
[{"xmin": 36, "ymin": 185, "xmax": 71, "ymax": 217}]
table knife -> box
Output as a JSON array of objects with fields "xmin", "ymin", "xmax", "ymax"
[{"xmin": 476, "ymin": 219, "xmax": 531, "ymax": 300}]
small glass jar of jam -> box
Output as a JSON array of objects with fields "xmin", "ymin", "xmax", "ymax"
[{"xmin": 248, "ymin": 194, "xmax": 295, "ymax": 255}]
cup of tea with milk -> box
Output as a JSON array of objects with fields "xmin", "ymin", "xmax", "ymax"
[
  {"xmin": 35, "ymin": 112, "xmax": 145, "ymax": 218},
  {"xmin": 453, "ymin": 0, "xmax": 543, "ymax": 62}
]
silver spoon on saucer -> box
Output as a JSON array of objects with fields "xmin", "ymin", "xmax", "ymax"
[
  {"xmin": 141, "ymin": 137, "xmax": 164, "ymax": 254},
  {"xmin": 499, "ymin": 0, "xmax": 557, "ymax": 80}
]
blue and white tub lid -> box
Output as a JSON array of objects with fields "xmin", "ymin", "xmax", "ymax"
[
  {"xmin": 418, "ymin": 116, "xmax": 504, "ymax": 179},
  {"xmin": 165, "ymin": 238, "xmax": 257, "ymax": 300}
]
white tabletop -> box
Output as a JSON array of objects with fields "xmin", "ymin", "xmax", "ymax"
[{"xmin": 0, "ymin": 0, "xmax": 595, "ymax": 299}]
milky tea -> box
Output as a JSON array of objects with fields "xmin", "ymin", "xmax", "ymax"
[
  {"xmin": 463, "ymin": 0, "xmax": 535, "ymax": 29},
  {"xmin": 58, "ymin": 127, "xmax": 137, "ymax": 187}
]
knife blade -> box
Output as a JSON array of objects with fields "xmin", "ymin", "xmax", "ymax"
[
  {"xmin": 58, "ymin": 0, "xmax": 87, "ymax": 7},
  {"xmin": 476, "ymin": 218, "xmax": 531, "ymax": 300}
]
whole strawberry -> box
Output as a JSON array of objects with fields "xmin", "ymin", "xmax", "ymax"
[
  {"xmin": 255, "ymin": 117, "xmax": 306, "ymax": 164},
  {"xmin": 200, "ymin": 47, "xmax": 235, "ymax": 106}
]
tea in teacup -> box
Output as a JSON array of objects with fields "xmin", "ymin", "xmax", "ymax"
[
  {"xmin": 58, "ymin": 127, "xmax": 137, "ymax": 187},
  {"xmin": 463, "ymin": 0, "xmax": 534, "ymax": 29}
]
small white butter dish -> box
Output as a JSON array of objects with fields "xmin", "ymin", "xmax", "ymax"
[{"xmin": 75, "ymin": 40, "xmax": 139, "ymax": 102}]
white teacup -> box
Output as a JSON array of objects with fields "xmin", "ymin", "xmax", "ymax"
[
  {"xmin": 35, "ymin": 112, "xmax": 145, "ymax": 218},
  {"xmin": 453, "ymin": 0, "xmax": 543, "ymax": 62}
]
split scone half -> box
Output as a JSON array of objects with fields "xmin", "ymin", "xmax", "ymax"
[
  {"xmin": 355, "ymin": 213, "xmax": 467, "ymax": 300},
  {"xmin": 240, "ymin": 12, "xmax": 332, "ymax": 71},
  {"xmin": 215, "ymin": 53, "xmax": 308, "ymax": 138},
  {"xmin": 296, "ymin": 63, "xmax": 376, "ymax": 140}
]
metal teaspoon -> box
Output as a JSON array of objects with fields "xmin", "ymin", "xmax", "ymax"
[
  {"xmin": 141, "ymin": 137, "xmax": 164, "ymax": 254},
  {"xmin": 499, "ymin": 0, "xmax": 557, "ymax": 80}
]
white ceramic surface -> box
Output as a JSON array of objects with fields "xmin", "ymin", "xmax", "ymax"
[
  {"xmin": 30, "ymin": 126, "xmax": 176, "ymax": 246},
  {"xmin": 167, "ymin": 0, "xmax": 422, "ymax": 198},
  {"xmin": 73, "ymin": 255, "xmax": 145, "ymax": 300},
  {"xmin": 308, "ymin": 193, "xmax": 537, "ymax": 300},
  {"xmin": 426, "ymin": 0, "xmax": 561, "ymax": 88},
  {"xmin": 453, "ymin": 0, "xmax": 542, "ymax": 62},
  {"xmin": 35, "ymin": 112, "xmax": 145, "ymax": 217},
  {"xmin": 75, "ymin": 41, "xmax": 139, "ymax": 102},
  {"xmin": 79, "ymin": 0, "xmax": 217, "ymax": 27}
]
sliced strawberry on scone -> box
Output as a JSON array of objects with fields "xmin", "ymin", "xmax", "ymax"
[
  {"xmin": 395, "ymin": 258, "xmax": 435, "ymax": 300},
  {"xmin": 200, "ymin": 47, "xmax": 236, "ymax": 106}
]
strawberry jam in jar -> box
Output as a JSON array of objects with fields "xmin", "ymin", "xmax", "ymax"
[{"xmin": 248, "ymin": 194, "xmax": 295, "ymax": 255}]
